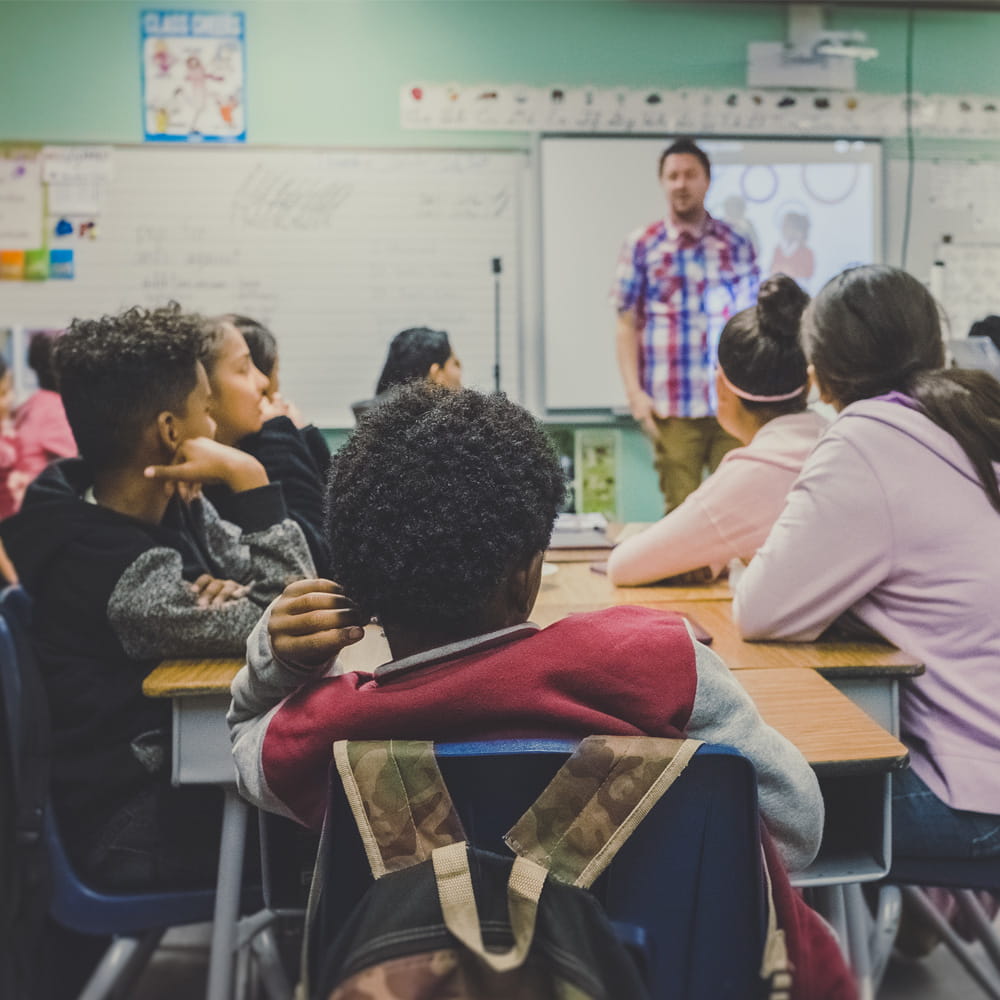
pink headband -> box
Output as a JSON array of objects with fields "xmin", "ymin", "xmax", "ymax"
[{"xmin": 717, "ymin": 366, "xmax": 808, "ymax": 403}]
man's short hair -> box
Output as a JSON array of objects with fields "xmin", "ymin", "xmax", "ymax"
[
  {"xmin": 658, "ymin": 138, "xmax": 711, "ymax": 179},
  {"xmin": 54, "ymin": 304, "xmax": 203, "ymax": 472},
  {"xmin": 327, "ymin": 384, "xmax": 566, "ymax": 631}
]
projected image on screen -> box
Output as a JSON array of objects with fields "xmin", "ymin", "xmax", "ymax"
[
  {"xmin": 708, "ymin": 155, "xmax": 875, "ymax": 295},
  {"xmin": 540, "ymin": 137, "xmax": 881, "ymax": 411}
]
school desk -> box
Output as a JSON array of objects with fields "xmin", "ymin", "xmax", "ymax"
[
  {"xmin": 537, "ymin": 559, "xmax": 733, "ymax": 602},
  {"xmin": 144, "ymin": 639, "xmax": 906, "ymax": 996},
  {"xmin": 531, "ymin": 585, "xmax": 923, "ymax": 736},
  {"xmin": 139, "ymin": 627, "xmax": 390, "ymax": 1000}
]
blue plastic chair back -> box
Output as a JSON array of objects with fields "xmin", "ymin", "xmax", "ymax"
[
  {"xmin": 312, "ymin": 738, "xmax": 767, "ymax": 1000},
  {"xmin": 0, "ymin": 585, "xmax": 218, "ymax": 937}
]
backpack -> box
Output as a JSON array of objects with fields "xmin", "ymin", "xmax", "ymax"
[
  {"xmin": 302, "ymin": 736, "xmax": 793, "ymax": 1000},
  {"xmin": 0, "ymin": 589, "xmax": 52, "ymax": 1000}
]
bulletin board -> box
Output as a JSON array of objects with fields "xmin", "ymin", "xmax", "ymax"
[{"xmin": 0, "ymin": 146, "xmax": 526, "ymax": 427}]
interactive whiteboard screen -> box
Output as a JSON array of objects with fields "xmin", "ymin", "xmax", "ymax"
[{"xmin": 541, "ymin": 137, "xmax": 882, "ymax": 411}]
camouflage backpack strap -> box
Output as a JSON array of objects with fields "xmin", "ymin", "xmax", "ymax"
[
  {"xmin": 333, "ymin": 740, "xmax": 466, "ymax": 878},
  {"xmin": 505, "ymin": 734, "xmax": 703, "ymax": 889}
]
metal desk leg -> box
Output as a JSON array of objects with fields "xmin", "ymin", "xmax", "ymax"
[
  {"xmin": 206, "ymin": 788, "xmax": 248, "ymax": 1000},
  {"xmin": 844, "ymin": 882, "xmax": 874, "ymax": 1000}
]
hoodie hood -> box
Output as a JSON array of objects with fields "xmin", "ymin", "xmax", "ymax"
[
  {"xmin": 0, "ymin": 457, "xmax": 190, "ymax": 593},
  {"xmin": 838, "ymin": 396, "xmax": 1000, "ymax": 492}
]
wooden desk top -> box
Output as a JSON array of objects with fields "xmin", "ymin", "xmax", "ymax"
[
  {"xmin": 143, "ymin": 624, "xmax": 392, "ymax": 698},
  {"xmin": 531, "ymin": 595, "xmax": 922, "ymax": 679},
  {"xmin": 536, "ymin": 560, "xmax": 732, "ymax": 605},
  {"xmin": 144, "ymin": 657, "xmax": 244, "ymax": 698},
  {"xmin": 143, "ymin": 658, "xmax": 906, "ymax": 774},
  {"xmin": 736, "ymin": 668, "xmax": 908, "ymax": 774}
]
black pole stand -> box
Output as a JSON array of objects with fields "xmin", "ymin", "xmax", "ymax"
[{"xmin": 492, "ymin": 256, "xmax": 502, "ymax": 393}]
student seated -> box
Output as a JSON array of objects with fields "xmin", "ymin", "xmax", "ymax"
[
  {"xmin": 969, "ymin": 314, "xmax": 1000, "ymax": 353},
  {"xmin": 734, "ymin": 265, "xmax": 1000, "ymax": 863},
  {"xmin": 228, "ymin": 313, "xmax": 332, "ymax": 475},
  {"xmin": 0, "ymin": 356, "xmax": 20, "ymax": 522},
  {"xmin": 0, "ymin": 304, "xmax": 313, "ymax": 891},
  {"xmin": 230, "ymin": 383, "xmax": 822, "ymax": 862},
  {"xmin": 11, "ymin": 329, "xmax": 76, "ymax": 502},
  {"xmin": 351, "ymin": 326, "xmax": 461, "ymax": 420},
  {"xmin": 608, "ymin": 274, "xmax": 826, "ymax": 585},
  {"xmin": 230, "ymin": 385, "xmax": 858, "ymax": 998},
  {"xmin": 199, "ymin": 314, "xmax": 330, "ymax": 571}
]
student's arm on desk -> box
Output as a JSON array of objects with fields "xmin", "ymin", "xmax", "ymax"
[
  {"xmin": 607, "ymin": 485, "xmax": 729, "ymax": 585},
  {"xmin": 733, "ymin": 433, "xmax": 892, "ymax": 641},
  {"xmin": 688, "ymin": 640, "xmax": 823, "ymax": 873},
  {"xmin": 229, "ymin": 580, "xmax": 364, "ymax": 818},
  {"xmin": 109, "ymin": 486, "xmax": 314, "ymax": 660}
]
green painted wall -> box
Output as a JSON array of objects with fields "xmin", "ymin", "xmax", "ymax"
[{"xmin": 3, "ymin": 0, "xmax": 999, "ymax": 520}]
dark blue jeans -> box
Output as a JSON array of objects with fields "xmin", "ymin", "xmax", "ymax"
[{"xmin": 892, "ymin": 767, "xmax": 1000, "ymax": 860}]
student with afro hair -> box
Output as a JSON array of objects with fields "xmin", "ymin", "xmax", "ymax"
[
  {"xmin": 229, "ymin": 384, "xmax": 820, "ymax": 871},
  {"xmin": 229, "ymin": 384, "xmax": 857, "ymax": 998}
]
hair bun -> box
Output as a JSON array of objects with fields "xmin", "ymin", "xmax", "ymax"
[{"xmin": 756, "ymin": 274, "xmax": 809, "ymax": 343}]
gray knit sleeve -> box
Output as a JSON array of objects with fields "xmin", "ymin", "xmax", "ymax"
[
  {"xmin": 108, "ymin": 546, "xmax": 272, "ymax": 659},
  {"xmin": 108, "ymin": 512, "xmax": 314, "ymax": 660},
  {"xmin": 686, "ymin": 638, "xmax": 824, "ymax": 872}
]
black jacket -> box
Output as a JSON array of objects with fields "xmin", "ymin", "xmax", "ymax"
[
  {"xmin": 0, "ymin": 458, "xmax": 312, "ymax": 855},
  {"xmin": 206, "ymin": 416, "xmax": 329, "ymax": 573}
]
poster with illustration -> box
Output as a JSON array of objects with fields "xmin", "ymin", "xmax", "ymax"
[{"xmin": 141, "ymin": 10, "xmax": 246, "ymax": 143}]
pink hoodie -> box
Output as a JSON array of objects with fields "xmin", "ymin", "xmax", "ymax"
[
  {"xmin": 14, "ymin": 389, "xmax": 76, "ymax": 484},
  {"xmin": 608, "ymin": 410, "xmax": 827, "ymax": 584}
]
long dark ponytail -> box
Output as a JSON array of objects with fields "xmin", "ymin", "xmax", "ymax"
[{"xmin": 805, "ymin": 264, "xmax": 1000, "ymax": 513}]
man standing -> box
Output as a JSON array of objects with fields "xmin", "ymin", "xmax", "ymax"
[{"xmin": 613, "ymin": 138, "xmax": 759, "ymax": 512}]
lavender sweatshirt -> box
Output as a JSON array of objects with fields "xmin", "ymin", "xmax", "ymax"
[{"xmin": 734, "ymin": 397, "xmax": 1000, "ymax": 815}]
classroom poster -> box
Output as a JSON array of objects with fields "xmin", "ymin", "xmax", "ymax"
[
  {"xmin": 141, "ymin": 10, "xmax": 246, "ymax": 143},
  {"xmin": 42, "ymin": 145, "xmax": 113, "ymax": 246},
  {"xmin": 576, "ymin": 429, "xmax": 619, "ymax": 519}
]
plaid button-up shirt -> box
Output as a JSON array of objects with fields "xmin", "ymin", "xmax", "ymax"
[{"xmin": 612, "ymin": 215, "xmax": 759, "ymax": 418}]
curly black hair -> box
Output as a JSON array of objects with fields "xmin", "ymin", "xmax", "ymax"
[
  {"xmin": 327, "ymin": 384, "xmax": 566, "ymax": 631},
  {"xmin": 54, "ymin": 303, "xmax": 203, "ymax": 472}
]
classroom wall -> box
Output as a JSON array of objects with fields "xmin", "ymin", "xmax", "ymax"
[{"xmin": 3, "ymin": 0, "xmax": 1000, "ymax": 520}]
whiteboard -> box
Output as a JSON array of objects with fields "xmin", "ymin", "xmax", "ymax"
[
  {"xmin": 3, "ymin": 147, "xmax": 526, "ymax": 426},
  {"xmin": 540, "ymin": 136, "xmax": 882, "ymax": 412}
]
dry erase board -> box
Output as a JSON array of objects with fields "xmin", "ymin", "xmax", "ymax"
[
  {"xmin": 3, "ymin": 147, "xmax": 526, "ymax": 426},
  {"xmin": 540, "ymin": 136, "xmax": 882, "ymax": 412}
]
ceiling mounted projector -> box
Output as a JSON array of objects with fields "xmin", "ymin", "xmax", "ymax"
[{"xmin": 748, "ymin": 5, "xmax": 880, "ymax": 89}]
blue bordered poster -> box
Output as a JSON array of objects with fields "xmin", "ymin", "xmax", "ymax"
[{"xmin": 141, "ymin": 11, "xmax": 246, "ymax": 143}]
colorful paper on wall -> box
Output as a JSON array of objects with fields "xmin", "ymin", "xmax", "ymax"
[
  {"xmin": 49, "ymin": 248, "xmax": 74, "ymax": 279},
  {"xmin": 23, "ymin": 248, "xmax": 48, "ymax": 280},
  {"xmin": 0, "ymin": 150, "xmax": 43, "ymax": 251},
  {"xmin": 141, "ymin": 10, "xmax": 247, "ymax": 143},
  {"xmin": 0, "ymin": 250, "xmax": 26, "ymax": 281}
]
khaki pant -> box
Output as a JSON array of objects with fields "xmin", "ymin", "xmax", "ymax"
[{"xmin": 651, "ymin": 416, "xmax": 740, "ymax": 513}]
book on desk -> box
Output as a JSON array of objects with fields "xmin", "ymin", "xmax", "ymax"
[{"xmin": 548, "ymin": 513, "xmax": 615, "ymax": 561}]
